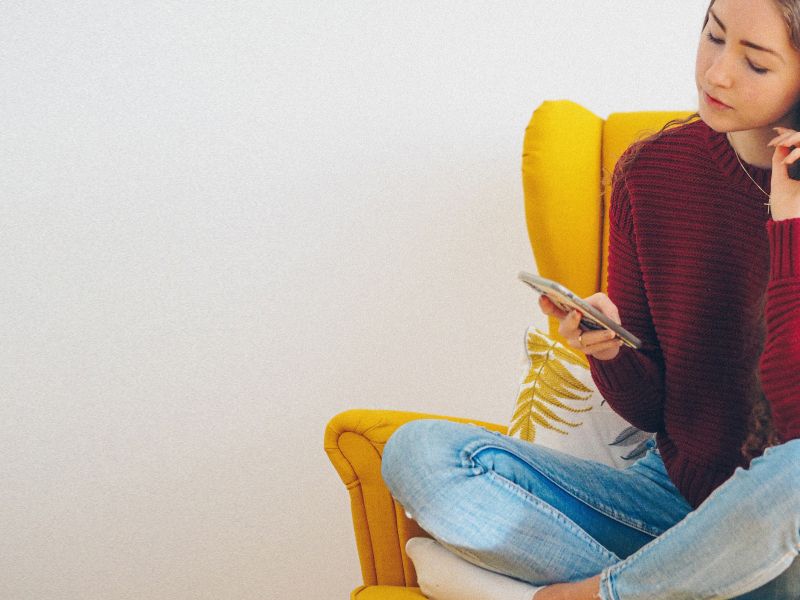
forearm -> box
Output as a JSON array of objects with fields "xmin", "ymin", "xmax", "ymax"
[
  {"xmin": 760, "ymin": 218, "xmax": 800, "ymax": 443},
  {"xmin": 592, "ymin": 175, "xmax": 666, "ymax": 432}
]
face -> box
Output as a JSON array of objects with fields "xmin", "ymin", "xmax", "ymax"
[{"xmin": 695, "ymin": 0, "xmax": 800, "ymax": 132}]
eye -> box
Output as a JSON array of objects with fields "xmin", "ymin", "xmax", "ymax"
[{"xmin": 705, "ymin": 32, "xmax": 769, "ymax": 75}]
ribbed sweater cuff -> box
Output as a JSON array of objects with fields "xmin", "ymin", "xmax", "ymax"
[
  {"xmin": 588, "ymin": 346, "xmax": 648, "ymax": 394},
  {"xmin": 767, "ymin": 217, "xmax": 800, "ymax": 280}
]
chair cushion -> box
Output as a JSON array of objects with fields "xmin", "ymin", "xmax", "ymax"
[{"xmin": 351, "ymin": 585, "xmax": 426, "ymax": 600}]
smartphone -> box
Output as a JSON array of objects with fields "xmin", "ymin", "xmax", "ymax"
[{"xmin": 518, "ymin": 271, "xmax": 642, "ymax": 350}]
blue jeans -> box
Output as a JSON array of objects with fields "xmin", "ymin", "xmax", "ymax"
[{"xmin": 381, "ymin": 419, "xmax": 800, "ymax": 600}]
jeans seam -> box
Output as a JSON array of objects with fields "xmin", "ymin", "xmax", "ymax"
[
  {"xmin": 601, "ymin": 510, "xmax": 677, "ymax": 582},
  {"xmin": 565, "ymin": 483, "xmax": 662, "ymax": 538},
  {"xmin": 484, "ymin": 468, "xmax": 621, "ymax": 563},
  {"xmin": 600, "ymin": 568, "xmax": 618, "ymax": 600},
  {"xmin": 601, "ymin": 498, "xmax": 790, "ymax": 597},
  {"xmin": 466, "ymin": 440, "xmax": 662, "ymax": 539}
]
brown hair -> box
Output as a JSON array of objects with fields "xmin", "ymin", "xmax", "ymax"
[
  {"xmin": 615, "ymin": 0, "xmax": 800, "ymax": 462},
  {"xmin": 618, "ymin": 0, "xmax": 800, "ymax": 173},
  {"xmin": 742, "ymin": 375, "xmax": 781, "ymax": 462}
]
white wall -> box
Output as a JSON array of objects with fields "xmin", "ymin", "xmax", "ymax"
[{"xmin": 1, "ymin": 2, "xmax": 707, "ymax": 599}]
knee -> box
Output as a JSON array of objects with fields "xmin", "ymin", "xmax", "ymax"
[
  {"xmin": 381, "ymin": 419, "xmax": 487, "ymax": 500},
  {"xmin": 382, "ymin": 419, "xmax": 451, "ymax": 492}
]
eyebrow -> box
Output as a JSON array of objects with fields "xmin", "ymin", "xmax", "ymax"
[{"xmin": 709, "ymin": 10, "xmax": 785, "ymax": 63}]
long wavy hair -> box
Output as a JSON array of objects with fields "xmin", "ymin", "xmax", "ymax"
[{"xmin": 615, "ymin": 0, "xmax": 800, "ymax": 462}]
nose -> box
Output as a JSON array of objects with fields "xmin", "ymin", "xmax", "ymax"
[{"xmin": 705, "ymin": 53, "xmax": 733, "ymax": 88}]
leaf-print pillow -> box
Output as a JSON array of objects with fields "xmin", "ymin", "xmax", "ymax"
[{"xmin": 509, "ymin": 327, "xmax": 654, "ymax": 469}]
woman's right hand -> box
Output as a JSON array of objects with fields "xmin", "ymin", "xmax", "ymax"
[{"xmin": 538, "ymin": 292, "xmax": 624, "ymax": 361}]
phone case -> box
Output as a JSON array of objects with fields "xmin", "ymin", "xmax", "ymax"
[{"xmin": 518, "ymin": 271, "xmax": 643, "ymax": 350}]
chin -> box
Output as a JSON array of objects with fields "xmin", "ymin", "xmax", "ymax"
[
  {"xmin": 697, "ymin": 107, "xmax": 725, "ymax": 132},
  {"xmin": 697, "ymin": 105, "xmax": 738, "ymax": 133}
]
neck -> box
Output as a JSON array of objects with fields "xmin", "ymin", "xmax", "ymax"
[{"xmin": 727, "ymin": 129, "xmax": 774, "ymax": 169}]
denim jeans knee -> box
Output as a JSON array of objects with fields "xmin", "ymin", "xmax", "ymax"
[{"xmin": 381, "ymin": 419, "xmax": 492, "ymax": 516}]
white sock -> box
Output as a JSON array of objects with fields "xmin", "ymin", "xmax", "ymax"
[{"xmin": 406, "ymin": 537, "xmax": 546, "ymax": 600}]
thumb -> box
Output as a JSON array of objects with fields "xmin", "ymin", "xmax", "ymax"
[
  {"xmin": 586, "ymin": 293, "xmax": 621, "ymax": 324},
  {"xmin": 772, "ymin": 130, "xmax": 793, "ymax": 182}
]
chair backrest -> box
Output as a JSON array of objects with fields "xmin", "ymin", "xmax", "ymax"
[{"xmin": 521, "ymin": 100, "xmax": 694, "ymax": 344}]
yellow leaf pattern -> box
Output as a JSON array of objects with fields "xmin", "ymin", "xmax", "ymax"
[{"xmin": 510, "ymin": 329, "xmax": 595, "ymax": 443}]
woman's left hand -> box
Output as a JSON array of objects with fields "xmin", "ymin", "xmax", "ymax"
[{"xmin": 768, "ymin": 126, "xmax": 800, "ymax": 221}]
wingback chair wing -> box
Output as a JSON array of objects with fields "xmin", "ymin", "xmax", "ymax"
[{"xmin": 324, "ymin": 100, "xmax": 694, "ymax": 600}]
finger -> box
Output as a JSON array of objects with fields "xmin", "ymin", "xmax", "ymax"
[
  {"xmin": 772, "ymin": 126, "xmax": 796, "ymax": 138},
  {"xmin": 782, "ymin": 146, "xmax": 800, "ymax": 165},
  {"xmin": 774, "ymin": 138, "xmax": 800, "ymax": 152},
  {"xmin": 770, "ymin": 130, "xmax": 800, "ymax": 149},
  {"xmin": 565, "ymin": 313, "xmax": 610, "ymax": 350},
  {"xmin": 773, "ymin": 143, "xmax": 792, "ymax": 169},
  {"xmin": 768, "ymin": 135, "xmax": 792, "ymax": 148},
  {"xmin": 768, "ymin": 129, "xmax": 797, "ymax": 146},
  {"xmin": 538, "ymin": 295, "xmax": 552, "ymax": 314},
  {"xmin": 578, "ymin": 328, "xmax": 617, "ymax": 346},
  {"xmin": 538, "ymin": 295, "xmax": 568, "ymax": 320},
  {"xmin": 583, "ymin": 338, "xmax": 624, "ymax": 356},
  {"xmin": 567, "ymin": 330, "xmax": 621, "ymax": 355},
  {"xmin": 558, "ymin": 310, "xmax": 582, "ymax": 339},
  {"xmin": 585, "ymin": 293, "xmax": 621, "ymax": 324}
]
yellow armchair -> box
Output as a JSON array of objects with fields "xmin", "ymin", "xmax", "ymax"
[{"xmin": 324, "ymin": 100, "xmax": 694, "ymax": 600}]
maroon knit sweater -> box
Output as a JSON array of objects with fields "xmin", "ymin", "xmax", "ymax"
[{"xmin": 588, "ymin": 119, "xmax": 800, "ymax": 510}]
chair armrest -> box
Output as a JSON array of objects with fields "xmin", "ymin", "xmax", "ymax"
[{"xmin": 324, "ymin": 409, "xmax": 507, "ymax": 587}]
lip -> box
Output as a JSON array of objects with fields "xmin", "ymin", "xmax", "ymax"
[{"xmin": 704, "ymin": 91, "xmax": 732, "ymax": 109}]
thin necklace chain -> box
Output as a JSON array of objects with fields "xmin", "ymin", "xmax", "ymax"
[{"xmin": 726, "ymin": 132, "xmax": 771, "ymax": 215}]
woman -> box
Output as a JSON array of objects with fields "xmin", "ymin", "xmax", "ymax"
[{"xmin": 382, "ymin": 0, "xmax": 800, "ymax": 598}]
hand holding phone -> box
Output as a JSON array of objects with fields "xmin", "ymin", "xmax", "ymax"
[{"xmin": 518, "ymin": 271, "xmax": 642, "ymax": 353}]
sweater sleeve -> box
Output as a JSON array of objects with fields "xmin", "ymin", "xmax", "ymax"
[
  {"xmin": 587, "ymin": 165, "xmax": 666, "ymax": 433},
  {"xmin": 759, "ymin": 217, "xmax": 800, "ymax": 443}
]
